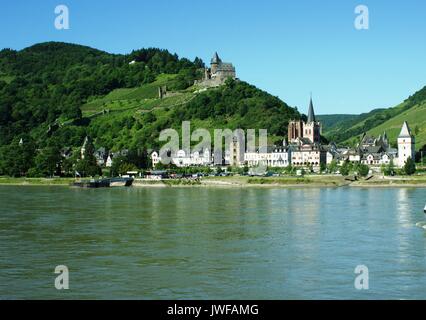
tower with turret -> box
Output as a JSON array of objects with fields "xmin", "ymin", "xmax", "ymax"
[
  {"xmin": 288, "ymin": 97, "xmax": 321, "ymax": 144},
  {"xmin": 397, "ymin": 121, "xmax": 415, "ymax": 167},
  {"xmin": 303, "ymin": 97, "xmax": 321, "ymax": 144},
  {"xmin": 211, "ymin": 52, "xmax": 221, "ymax": 75}
]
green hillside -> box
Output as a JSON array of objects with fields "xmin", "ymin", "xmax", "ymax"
[
  {"xmin": 86, "ymin": 78, "xmax": 300, "ymax": 151},
  {"xmin": 317, "ymin": 114, "xmax": 359, "ymax": 132},
  {"xmin": 323, "ymin": 86, "xmax": 426, "ymax": 150},
  {"xmin": 366, "ymin": 101, "xmax": 426, "ymax": 150},
  {"xmin": 81, "ymin": 74, "xmax": 183, "ymax": 116},
  {"xmin": 0, "ymin": 42, "xmax": 300, "ymax": 177}
]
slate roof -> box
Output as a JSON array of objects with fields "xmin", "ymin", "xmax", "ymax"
[
  {"xmin": 211, "ymin": 52, "xmax": 221, "ymax": 64},
  {"xmin": 216, "ymin": 63, "xmax": 235, "ymax": 72},
  {"xmin": 307, "ymin": 97, "xmax": 316, "ymax": 123},
  {"xmin": 399, "ymin": 121, "xmax": 413, "ymax": 138}
]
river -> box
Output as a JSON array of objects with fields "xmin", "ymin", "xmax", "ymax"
[{"xmin": 0, "ymin": 186, "xmax": 425, "ymax": 299}]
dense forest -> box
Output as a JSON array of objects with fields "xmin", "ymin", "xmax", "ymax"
[{"xmin": 0, "ymin": 42, "xmax": 300, "ymax": 177}]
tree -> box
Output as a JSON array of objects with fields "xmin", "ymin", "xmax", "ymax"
[
  {"xmin": 243, "ymin": 165, "xmax": 249, "ymax": 175},
  {"xmin": 414, "ymin": 125, "xmax": 419, "ymax": 136},
  {"xmin": 74, "ymin": 159, "xmax": 101, "ymax": 177},
  {"xmin": 356, "ymin": 163, "xmax": 370, "ymax": 177},
  {"xmin": 327, "ymin": 160, "xmax": 338, "ymax": 174},
  {"xmin": 382, "ymin": 159, "xmax": 395, "ymax": 176},
  {"xmin": 0, "ymin": 138, "xmax": 36, "ymax": 177},
  {"xmin": 34, "ymin": 145, "xmax": 62, "ymax": 177},
  {"xmin": 340, "ymin": 160, "xmax": 351, "ymax": 176},
  {"xmin": 404, "ymin": 157, "xmax": 416, "ymax": 175},
  {"xmin": 320, "ymin": 162, "xmax": 327, "ymax": 173},
  {"xmin": 74, "ymin": 138, "xmax": 101, "ymax": 177}
]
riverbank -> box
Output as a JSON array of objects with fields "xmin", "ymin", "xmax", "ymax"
[
  {"xmin": 134, "ymin": 175, "xmax": 426, "ymax": 188},
  {"xmin": 0, "ymin": 177, "xmax": 74, "ymax": 186},
  {"xmin": 1, "ymin": 175, "xmax": 426, "ymax": 188}
]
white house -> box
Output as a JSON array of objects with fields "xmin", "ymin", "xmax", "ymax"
[
  {"xmin": 244, "ymin": 147, "xmax": 290, "ymax": 168},
  {"xmin": 151, "ymin": 148, "xmax": 212, "ymax": 168},
  {"xmin": 105, "ymin": 155, "xmax": 113, "ymax": 168}
]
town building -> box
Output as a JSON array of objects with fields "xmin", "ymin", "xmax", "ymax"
[
  {"xmin": 397, "ymin": 121, "xmax": 416, "ymax": 167},
  {"xmin": 244, "ymin": 145, "xmax": 291, "ymax": 168},
  {"xmin": 150, "ymin": 93, "xmax": 416, "ymax": 171},
  {"xmin": 171, "ymin": 148, "xmax": 211, "ymax": 167},
  {"xmin": 289, "ymin": 138, "xmax": 327, "ymax": 168}
]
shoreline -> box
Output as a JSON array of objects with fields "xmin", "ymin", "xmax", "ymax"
[{"xmin": 2, "ymin": 176, "xmax": 426, "ymax": 188}]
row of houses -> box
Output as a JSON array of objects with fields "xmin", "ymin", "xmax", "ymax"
[{"xmin": 150, "ymin": 98, "xmax": 416, "ymax": 170}]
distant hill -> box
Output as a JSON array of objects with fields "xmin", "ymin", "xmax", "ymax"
[
  {"xmin": 317, "ymin": 114, "xmax": 359, "ymax": 132},
  {"xmin": 364, "ymin": 101, "xmax": 426, "ymax": 150},
  {"xmin": 322, "ymin": 86, "xmax": 426, "ymax": 150}
]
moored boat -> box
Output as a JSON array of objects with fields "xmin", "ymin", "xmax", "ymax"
[
  {"xmin": 71, "ymin": 178, "xmax": 110, "ymax": 188},
  {"xmin": 110, "ymin": 177, "xmax": 134, "ymax": 187},
  {"xmin": 424, "ymin": 204, "xmax": 426, "ymax": 214}
]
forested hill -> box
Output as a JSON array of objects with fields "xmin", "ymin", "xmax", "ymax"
[
  {"xmin": 0, "ymin": 42, "xmax": 300, "ymax": 177},
  {"xmin": 0, "ymin": 42, "xmax": 203, "ymax": 143}
]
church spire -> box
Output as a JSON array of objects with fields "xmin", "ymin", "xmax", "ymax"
[{"xmin": 307, "ymin": 95, "xmax": 316, "ymax": 123}]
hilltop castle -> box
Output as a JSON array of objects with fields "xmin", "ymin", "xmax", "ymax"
[{"xmin": 196, "ymin": 52, "xmax": 237, "ymax": 87}]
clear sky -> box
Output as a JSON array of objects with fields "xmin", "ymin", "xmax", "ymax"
[{"xmin": 1, "ymin": 0, "xmax": 425, "ymax": 115}]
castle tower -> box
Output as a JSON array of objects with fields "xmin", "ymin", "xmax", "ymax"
[
  {"xmin": 303, "ymin": 97, "xmax": 321, "ymax": 144},
  {"xmin": 211, "ymin": 52, "xmax": 221, "ymax": 75},
  {"xmin": 397, "ymin": 121, "xmax": 415, "ymax": 167}
]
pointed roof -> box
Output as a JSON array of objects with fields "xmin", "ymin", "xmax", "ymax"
[
  {"xmin": 307, "ymin": 96, "xmax": 316, "ymax": 123},
  {"xmin": 211, "ymin": 52, "xmax": 221, "ymax": 64},
  {"xmin": 399, "ymin": 121, "xmax": 412, "ymax": 138}
]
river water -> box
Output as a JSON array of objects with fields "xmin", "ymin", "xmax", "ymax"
[{"xmin": 0, "ymin": 186, "xmax": 425, "ymax": 299}]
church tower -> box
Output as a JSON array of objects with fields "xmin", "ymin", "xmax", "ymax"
[
  {"xmin": 303, "ymin": 97, "xmax": 321, "ymax": 144},
  {"xmin": 397, "ymin": 121, "xmax": 415, "ymax": 167}
]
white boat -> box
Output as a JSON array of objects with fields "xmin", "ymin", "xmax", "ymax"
[{"xmin": 424, "ymin": 204, "xmax": 426, "ymax": 214}]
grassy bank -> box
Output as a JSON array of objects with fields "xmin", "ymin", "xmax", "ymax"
[
  {"xmin": 202, "ymin": 175, "xmax": 349, "ymax": 187},
  {"xmin": 351, "ymin": 176, "xmax": 426, "ymax": 187},
  {"xmin": 133, "ymin": 179, "xmax": 202, "ymax": 187},
  {"xmin": 0, "ymin": 177, "xmax": 74, "ymax": 185}
]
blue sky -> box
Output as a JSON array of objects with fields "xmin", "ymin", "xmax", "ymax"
[{"xmin": 1, "ymin": 0, "xmax": 425, "ymax": 115}]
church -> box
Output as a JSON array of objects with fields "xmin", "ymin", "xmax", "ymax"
[
  {"xmin": 288, "ymin": 97, "xmax": 321, "ymax": 144},
  {"xmin": 287, "ymin": 97, "xmax": 327, "ymax": 168}
]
